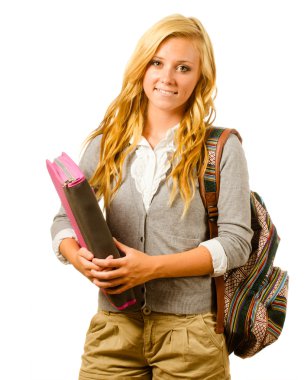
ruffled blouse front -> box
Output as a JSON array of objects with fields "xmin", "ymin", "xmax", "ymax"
[{"xmin": 130, "ymin": 125, "xmax": 177, "ymax": 212}]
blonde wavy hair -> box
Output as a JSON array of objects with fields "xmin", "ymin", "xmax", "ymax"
[{"xmin": 87, "ymin": 14, "xmax": 217, "ymax": 216}]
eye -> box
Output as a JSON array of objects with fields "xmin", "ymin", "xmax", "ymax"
[
  {"xmin": 177, "ymin": 65, "xmax": 190, "ymax": 72},
  {"xmin": 150, "ymin": 59, "xmax": 161, "ymax": 67}
]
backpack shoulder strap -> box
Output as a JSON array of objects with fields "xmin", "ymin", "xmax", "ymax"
[
  {"xmin": 198, "ymin": 127, "xmax": 242, "ymax": 333},
  {"xmin": 199, "ymin": 127, "xmax": 242, "ymax": 237}
]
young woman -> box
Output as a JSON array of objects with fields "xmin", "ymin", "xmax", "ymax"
[{"xmin": 51, "ymin": 14, "xmax": 252, "ymax": 379}]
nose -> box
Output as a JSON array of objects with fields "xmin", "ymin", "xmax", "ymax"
[{"xmin": 160, "ymin": 65, "xmax": 175, "ymax": 85}]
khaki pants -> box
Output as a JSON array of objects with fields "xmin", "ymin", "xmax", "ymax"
[{"xmin": 79, "ymin": 310, "xmax": 230, "ymax": 380}]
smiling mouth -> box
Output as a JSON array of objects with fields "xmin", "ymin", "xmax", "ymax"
[{"xmin": 155, "ymin": 88, "xmax": 178, "ymax": 95}]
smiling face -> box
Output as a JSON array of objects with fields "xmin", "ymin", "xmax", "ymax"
[{"xmin": 142, "ymin": 37, "xmax": 201, "ymax": 120}]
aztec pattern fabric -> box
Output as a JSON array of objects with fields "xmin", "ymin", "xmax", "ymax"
[{"xmin": 201, "ymin": 127, "xmax": 289, "ymax": 358}]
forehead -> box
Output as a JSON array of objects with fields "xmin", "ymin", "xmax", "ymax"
[{"xmin": 154, "ymin": 37, "xmax": 200, "ymax": 63}]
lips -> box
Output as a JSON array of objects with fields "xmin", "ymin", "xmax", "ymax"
[{"xmin": 155, "ymin": 87, "xmax": 178, "ymax": 95}]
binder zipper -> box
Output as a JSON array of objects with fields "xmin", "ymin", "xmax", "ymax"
[{"xmin": 54, "ymin": 158, "xmax": 75, "ymax": 184}]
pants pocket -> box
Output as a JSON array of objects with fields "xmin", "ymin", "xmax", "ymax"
[
  {"xmin": 199, "ymin": 313, "xmax": 225, "ymax": 350},
  {"xmin": 87, "ymin": 311, "xmax": 107, "ymax": 334}
]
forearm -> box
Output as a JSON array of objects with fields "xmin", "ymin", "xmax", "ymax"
[
  {"xmin": 91, "ymin": 242, "xmax": 214, "ymax": 293},
  {"xmin": 59, "ymin": 238, "xmax": 81, "ymax": 265},
  {"xmin": 150, "ymin": 245, "xmax": 214, "ymax": 280}
]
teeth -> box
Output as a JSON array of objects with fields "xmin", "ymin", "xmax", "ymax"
[{"xmin": 156, "ymin": 88, "xmax": 177, "ymax": 95}]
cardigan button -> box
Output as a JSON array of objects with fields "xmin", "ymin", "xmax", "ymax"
[
  {"xmin": 142, "ymin": 306, "xmax": 152, "ymax": 316},
  {"xmin": 140, "ymin": 236, "xmax": 144, "ymax": 242}
]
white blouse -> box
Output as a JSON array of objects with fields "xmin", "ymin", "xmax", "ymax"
[{"xmin": 53, "ymin": 125, "xmax": 227, "ymax": 276}]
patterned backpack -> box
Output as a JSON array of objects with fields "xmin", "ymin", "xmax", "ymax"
[{"xmin": 199, "ymin": 127, "xmax": 289, "ymax": 358}]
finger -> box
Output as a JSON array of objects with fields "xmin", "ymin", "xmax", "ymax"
[
  {"xmin": 92, "ymin": 257, "xmax": 122, "ymax": 269},
  {"xmin": 91, "ymin": 268, "xmax": 122, "ymax": 280},
  {"xmin": 87, "ymin": 261, "xmax": 102, "ymax": 271},
  {"xmin": 97, "ymin": 255, "xmax": 114, "ymax": 272},
  {"xmin": 93, "ymin": 278, "xmax": 125, "ymax": 289},
  {"xmin": 105, "ymin": 284, "xmax": 130, "ymax": 294},
  {"xmin": 79, "ymin": 256, "xmax": 101, "ymax": 271},
  {"xmin": 113, "ymin": 238, "xmax": 128, "ymax": 253},
  {"xmin": 78, "ymin": 247, "xmax": 94, "ymax": 261}
]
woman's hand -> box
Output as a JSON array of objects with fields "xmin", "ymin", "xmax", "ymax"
[
  {"xmin": 60, "ymin": 237, "xmax": 213, "ymax": 290},
  {"xmin": 91, "ymin": 239, "xmax": 155, "ymax": 294},
  {"xmin": 70, "ymin": 247, "xmax": 113, "ymax": 283}
]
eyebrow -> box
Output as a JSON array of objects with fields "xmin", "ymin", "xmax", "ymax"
[{"xmin": 153, "ymin": 55, "xmax": 195, "ymax": 65}]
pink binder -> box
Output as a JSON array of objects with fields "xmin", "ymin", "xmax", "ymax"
[{"xmin": 46, "ymin": 152, "xmax": 137, "ymax": 310}]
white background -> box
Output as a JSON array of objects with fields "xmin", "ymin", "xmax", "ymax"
[{"xmin": 1, "ymin": 0, "xmax": 306, "ymax": 379}]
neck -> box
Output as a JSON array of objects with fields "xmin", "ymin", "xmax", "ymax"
[{"xmin": 143, "ymin": 106, "xmax": 182, "ymax": 144}]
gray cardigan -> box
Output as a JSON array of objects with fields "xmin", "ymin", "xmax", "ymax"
[{"xmin": 51, "ymin": 133, "xmax": 253, "ymax": 314}]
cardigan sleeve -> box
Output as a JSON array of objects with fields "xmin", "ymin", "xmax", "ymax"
[
  {"xmin": 212, "ymin": 133, "xmax": 253, "ymax": 270},
  {"xmin": 50, "ymin": 135, "xmax": 102, "ymax": 262}
]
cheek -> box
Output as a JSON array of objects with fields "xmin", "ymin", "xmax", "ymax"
[
  {"xmin": 143, "ymin": 70, "xmax": 153, "ymax": 93},
  {"xmin": 181, "ymin": 80, "xmax": 198, "ymax": 99},
  {"xmin": 143, "ymin": 67, "xmax": 158, "ymax": 82},
  {"xmin": 142, "ymin": 71, "xmax": 149, "ymax": 87},
  {"xmin": 143, "ymin": 70, "xmax": 161, "ymax": 98},
  {"xmin": 185, "ymin": 73, "xmax": 200, "ymax": 95}
]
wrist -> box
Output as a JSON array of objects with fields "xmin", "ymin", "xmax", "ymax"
[
  {"xmin": 149, "ymin": 254, "xmax": 173, "ymax": 279},
  {"xmin": 147, "ymin": 255, "xmax": 163, "ymax": 281}
]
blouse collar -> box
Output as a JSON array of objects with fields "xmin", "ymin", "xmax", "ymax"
[{"xmin": 130, "ymin": 123, "xmax": 179, "ymax": 151}]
